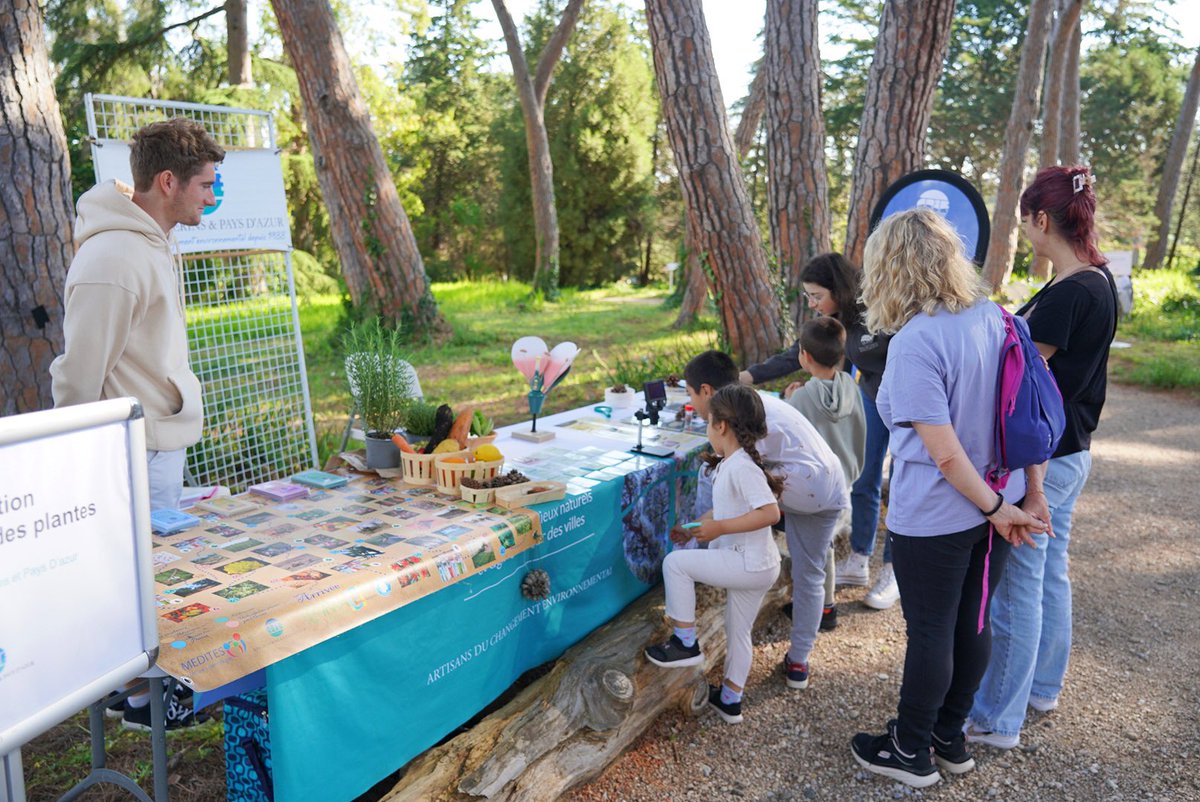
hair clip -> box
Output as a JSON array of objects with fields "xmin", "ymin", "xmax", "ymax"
[{"xmin": 1072, "ymin": 173, "xmax": 1087, "ymax": 194}]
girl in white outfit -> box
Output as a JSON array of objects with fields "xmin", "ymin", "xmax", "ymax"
[{"xmin": 644, "ymin": 384, "xmax": 782, "ymax": 724}]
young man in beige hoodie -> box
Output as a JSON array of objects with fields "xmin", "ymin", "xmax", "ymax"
[
  {"xmin": 51, "ymin": 118, "xmax": 224, "ymax": 512},
  {"xmin": 51, "ymin": 120, "xmax": 223, "ymax": 730}
]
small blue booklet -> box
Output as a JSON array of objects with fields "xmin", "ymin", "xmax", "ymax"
[
  {"xmin": 150, "ymin": 508, "xmax": 201, "ymax": 535},
  {"xmin": 290, "ymin": 469, "xmax": 350, "ymax": 490}
]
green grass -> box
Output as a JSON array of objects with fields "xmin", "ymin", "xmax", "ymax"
[
  {"xmin": 301, "ymin": 280, "xmax": 722, "ymax": 465},
  {"xmin": 1110, "ymin": 267, "xmax": 1200, "ymax": 396}
]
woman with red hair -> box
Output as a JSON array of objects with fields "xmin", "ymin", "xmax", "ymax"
[{"xmin": 968, "ymin": 165, "xmax": 1118, "ymax": 749}]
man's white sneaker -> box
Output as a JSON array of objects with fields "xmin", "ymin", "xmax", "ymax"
[
  {"xmin": 835, "ymin": 552, "xmax": 870, "ymax": 587},
  {"xmin": 863, "ymin": 562, "xmax": 900, "ymax": 610}
]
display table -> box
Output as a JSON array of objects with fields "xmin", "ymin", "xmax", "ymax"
[{"xmin": 154, "ymin": 402, "xmax": 707, "ymax": 802}]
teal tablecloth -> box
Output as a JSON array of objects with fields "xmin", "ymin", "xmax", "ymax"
[{"xmin": 266, "ymin": 441, "xmax": 700, "ymax": 802}]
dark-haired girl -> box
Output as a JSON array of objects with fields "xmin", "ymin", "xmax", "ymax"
[
  {"xmin": 645, "ymin": 384, "xmax": 782, "ymax": 724},
  {"xmin": 968, "ymin": 165, "xmax": 1117, "ymax": 748}
]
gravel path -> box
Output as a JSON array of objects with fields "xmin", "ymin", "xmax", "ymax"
[{"xmin": 566, "ymin": 382, "xmax": 1200, "ymax": 802}]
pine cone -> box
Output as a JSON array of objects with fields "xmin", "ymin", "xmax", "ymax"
[{"xmin": 520, "ymin": 568, "xmax": 551, "ymax": 601}]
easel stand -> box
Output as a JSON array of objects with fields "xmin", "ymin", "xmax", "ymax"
[{"xmin": 57, "ymin": 670, "xmax": 176, "ymax": 802}]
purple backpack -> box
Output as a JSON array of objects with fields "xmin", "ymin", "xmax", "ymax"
[
  {"xmin": 977, "ymin": 303, "xmax": 1066, "ymax": 632},
  {"xmin": 987, "ymin": 303, "xmax": 1066, "ymax": 492}
]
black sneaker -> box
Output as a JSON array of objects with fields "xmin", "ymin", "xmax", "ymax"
[
  {"xmin": 850, "ymin": 719, "xmax": 941, "ymax": 788},
  {"xmin": 932, "ymin": 730, "xmax": 976, "ymax": 775},
  {"xmin": 820, "ymin": 604, "xmax": 838, "ymax": 631},
  {"xmin": 782, "ymin": 655, "xmax": 810, "ymax": 690},
  {"xmin": 644, "ymin": 634, "xmax": 703, "ymax": 668},
  {"xmin": 122, "ymin": 693, "xmax": 210, "ymax": 733},
  {"xmin": 105, "ymin": 683, "xmax": 192, "ymax": 719},
  {"xmin": 707, "ymin": 684, "xmax": 743, "ymax": 724}
]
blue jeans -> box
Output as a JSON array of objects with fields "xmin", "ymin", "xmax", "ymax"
[
  {"xmin": 970, "ymin": 450, "xmax": 1093, "ymax": 737},
  {"xmin": 850, "ymin": 388, "xmax": 891, "ymax": 562},
  {"xmin": 890, "ymin": 521, "xmax": 1011, "ymax": 752}
]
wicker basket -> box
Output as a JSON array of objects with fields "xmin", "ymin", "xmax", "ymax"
[
  {"xmin": 400, "ymin": 447, "xmax": 469, "ymax": 486},
  {"xmin": 434, "ymin": 455, "xmax": 504, "ymax": 495},
  {"xmin": 460, "ymin": 483, "xmax": 495, "ymax": 505}
]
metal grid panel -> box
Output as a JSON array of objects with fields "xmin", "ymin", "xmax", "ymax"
[
  {"xmin": 85, "ymin": 94, "xmax": 315, "ymax": 493},
  {"xmin": 183, "ymin": 251, "xmax": 316, "ymax": 492},
  {"xmin": 86, "ymin": 93, "xmax": 272, "ymax": 149}
]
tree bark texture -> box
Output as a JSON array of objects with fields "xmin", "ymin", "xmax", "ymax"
[
  {"xmin": 1167, "ymin": 137, "xmax": 1200, "ymax": 270},
  {"xmin": 673, "ymin": 245, "xmax": 707, "ymax": 328},
  {"xmin": 1037, "ymin": 0, "xmax": 1082, "ymax": 170},
  {"xmin": 1059, "ymin": 17, "xmax": 1082, "ymax": 165},
  {"xmin": 980, "ymin": 0, "xmax": 1056, "ymax": 292},
  {"xmin": 380, "ymin": 549, "xmax": 793, "ymax": 801},
  {"xmin": 765, "ymin": 0, "xmax": 830, "ymax": 328},
  {"xmin": 226, "ymin": 0, "xmax": 253, "ymax": 86},
  {"xmin": 0, "ymin": 0, "xmax": 73, "ymax": 414},
  {"xmin": 645, "ymin": 0, "xmax": 783, "ymax": 366},
  {"xmin": 492, "ymin": 0, "xmax": 584, "ymax": 301},
  {"xmin": 1143, "ymin": 46, "xmax": 1200, "ymax": 271},
  {"xmin": 269, "ymin": 0, "xmax": 447, "ymax": 337},
  {"xmin": 734, "ymin": 68, "xmax": 766, "ymax": 159},
  {"xmin": 1030, "ymin": 0, "xmax": 1083, "ymax": 280},
  {"xmin": 674, "ymin": 69, "xmax": 768, "ymax": 330},
  {"xmin": 843, "ymin": 0, "xmax": 956, "ymax": 268}
]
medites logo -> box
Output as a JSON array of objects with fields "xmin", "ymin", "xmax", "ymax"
[{"xmin": 223, "ymin": 633, "xmax": 247, "ymax": 657}]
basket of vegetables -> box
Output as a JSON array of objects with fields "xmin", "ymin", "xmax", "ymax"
[
  {"xmin": 394, "ymin": 403, "xmax": 474, "ymax": 486},
  {"xmin": 465, "ymin": 410, "xmax": 497, "ymax": 449}
]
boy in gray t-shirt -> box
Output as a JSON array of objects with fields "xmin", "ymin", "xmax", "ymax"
[{"xmin": 784, "ymin": 317, "xmax": 866, "ymax": 627}]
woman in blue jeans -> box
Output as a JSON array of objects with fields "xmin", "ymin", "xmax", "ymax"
[
  {"xmin": 740, "ymin": 254, "xmax": 896, "ymax": 615},
  {"xmin": 968, "ymin": 166, "xmax": 1117, "ymax": 749},
  {"xmin": 849, "ymin": 209, "xmax": 1047, "ymax": 789}
]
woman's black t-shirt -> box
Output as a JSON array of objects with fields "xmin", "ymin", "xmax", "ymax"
[{"xmin": 1017, "ymin": 268, "xmax": 1117, "ymax": 457}]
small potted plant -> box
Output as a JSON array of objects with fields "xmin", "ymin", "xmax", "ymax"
[
  {"xmin": 343, "ymin": 318, "xmax": 416, "ymax": 470},
  {"xmin": 595, "ymin": 350, "xmax": 641, "ymax": 408}
]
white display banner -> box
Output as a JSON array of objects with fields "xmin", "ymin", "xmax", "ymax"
[
  {"xmin": 0, "ymin": 410, "xmax": 149, "ymax": 749},
  {"xmin": 92, "ymin": 144, "xmax": 292, "ymax": 253}
]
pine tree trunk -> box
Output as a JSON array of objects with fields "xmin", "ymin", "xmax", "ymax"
[
  {"xmin": 765, "ymin": 0, "xmax": 830, "ymax": 328},
  {"xmin": 1143, "ymin": 46, "xmax": 1200, "ymax": 271},
  {"xmin": 1166, "ymin": 138, "xmax": 1200, "ymax": 270},
  {"xmin": 980, "ymin": 0, "xmax": 1056, "ymax": 292},
  {"xmin": 673, "ymin": 70, "xmax": 767, "ymax": 330},
  {"xmin": 270, "ymin": 0, "xmax": 448, "ymax": 338},
  {"xmin": 843, "ymin": 0, "xmax": 956, "ymax": 267},
  {"xmin": 1059, "ymin": 17, "xmax": 1082, "ymax": 164},
  {"xmin": 646, "ymin": 0, "xmax": 783, "ymax": 366},
  {"xmin": 226, "ymin": 0, "xmax": 253, "ymax": 87},
  {"xmin": 1031, "ymin": 0, "xmax": 1084, "ymax": 280},
  {"xmin": 492, "ymin": 0, "xmax": 584, "ymax": 301},
  {"xmin": 0, "ymin": 0, "xmax": 74, "ymax": 414},
  {"xmin": 734, "ymin": 69, "xmax": 766, "ymax": 159},
  {"xmin": 672, "ymin": 245, "xmax": 707, "ymax": 329}
]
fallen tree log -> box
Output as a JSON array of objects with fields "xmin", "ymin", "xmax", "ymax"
[{"xmin": 380, "ymin": 535, "xmax": 796, "ymax": 802}]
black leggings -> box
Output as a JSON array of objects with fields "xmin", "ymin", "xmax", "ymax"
[{"xmin": 890, "ymin": 521, "xmax": 1012, "ymax": 752}]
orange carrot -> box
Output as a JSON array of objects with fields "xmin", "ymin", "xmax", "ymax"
[{"xmin": 391, "ymin": 433, "xmax": 416, "ymax": 453}]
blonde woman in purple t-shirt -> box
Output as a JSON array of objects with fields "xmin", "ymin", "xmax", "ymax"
[{"xmin": 848, "ymin": 209, "xmax": 1048, "ymax": 788}]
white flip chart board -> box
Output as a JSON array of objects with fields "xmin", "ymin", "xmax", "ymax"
[{"xmin": 0, "ymin": 398, "xmax": 157, "ymax": 752}]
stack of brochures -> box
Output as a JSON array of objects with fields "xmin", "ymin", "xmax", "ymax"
[
  {"xmin": 150, "ymin": 508, "xmax": 201, "ymax": 535},
  {"xmin": 247, "ymin": 480, "xmax": 309, "ymax": 502},
  {"xmin": 191, "ymin": 495, "xmax": 261, "ymax": 516},
  {"xmin": 290, "ymin": 469, "xmax": 350, "ymax": 489}
]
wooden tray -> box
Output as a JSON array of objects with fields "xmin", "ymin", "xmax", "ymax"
[{"xmin": 493, "ymin": 480, "xmax": 568, "ymax": 509}]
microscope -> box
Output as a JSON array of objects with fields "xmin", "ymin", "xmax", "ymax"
[{"xmin": 631, "ymin": 379, "xmax": 676, "ymax": 458}]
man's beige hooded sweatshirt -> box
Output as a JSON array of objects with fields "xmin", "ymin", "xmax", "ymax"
[{"xmin": 50, "ymin": 180, "xmax": 202, "ymax": 451}]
